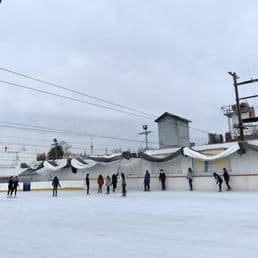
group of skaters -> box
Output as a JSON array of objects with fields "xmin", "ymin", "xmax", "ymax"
[
  {"xmin": 213, "ymin": 168, "xmax": 232, "ymax": 192},
  {"xmin": 7, "ymin": 167, "xmax": 232, "ymax": 198},
  {"xmin": 187, "ymin": 167, "xmax": 232, "ymax": 192},
  {"xmin": 144, "ymin": 169, "xmax": 166, "ymax": 191},
  {"xmin": 7, "ymin": 176, "xmax": 19, "ymax": 197},
  {"xmin": 145, "ymin": 167, "xmax": 232, "ymax": 192},
  {"xmin": 85, "ymin": 170, "xmax": 165, "ymax": 196},
  {"xmin": 52, "ymin": 167, "xmax": 231, "ymax": 196},
  {"xmin": 86, "ymin": 172, "xmax": 126, "ymax": 196}
]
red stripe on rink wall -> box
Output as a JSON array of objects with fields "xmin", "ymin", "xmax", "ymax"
[{"xmin": 126, "ymin": 173, "xmax": 258, "ymax": 179}]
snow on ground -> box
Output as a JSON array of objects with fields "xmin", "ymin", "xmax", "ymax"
[{"xmin": 1, "ymin": 190, "xmax": 258, "ymax": 258}]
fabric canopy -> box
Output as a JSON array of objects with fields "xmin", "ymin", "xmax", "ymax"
[
  {"xmin": 71, "ymin": 158, "xmax": 97, "ymax": 169},
  {"xmin": 183, "ymin": 143, "xmax": 240, "ymax": 161},
  {"xmin": 19, "ymin": 142, "xmax": 245, "ymax": 173},
  {"xmin": 19, "ymin": 169, "xmax": 39, "ymax": 176},
  {"xmin": 43, "ymin": 159, "xmax": 68, "ymax": 171},
  {"xmin": 89, "ymin": 154, "xmax": 122, "ymax": 163},
  {"xmin": 138, "ymin": 148, "xmax": 183, "ymax": 162}
]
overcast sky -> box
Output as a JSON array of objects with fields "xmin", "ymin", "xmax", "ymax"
[{"xmin": 1, "ymin": 0, "xmax": 258, "ymax": 155}]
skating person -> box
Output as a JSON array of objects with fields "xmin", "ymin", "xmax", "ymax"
[
  {"xmin": 159, "ymin": 169, "xmax": 166, "ymax": 190},
  {"xmin": 97, "ymin": 174, "xmax": 104, "ymax": 193},
  {"xmin": 144, "ymin": 170, "xmax": 150, "ymax": 191},
  {"xmin": 187, "ymin": 168, "xmax": 194, "ymax": 191},
  {"xmin": 86, "ymin": 174, "xmax": 90, "ymax": 194},
  {"xmin": 13, "ymin": 176, "xmax": 19, "ymax": 197},
  {"xmin": 213, "ymin": 173, "xmax": 223, "ymax": 192},
  {"xmin": 223, "ymin": 168, "xmax": 232, "ymax": 191},
  {"xmin": 106, "ymin": 175, "xmax": 111, "ymax": 194},
  {"xmin": 52, "ymin": 176, "xmax": 61, "ymax": 197},
  {"xmin": 121, "ymin": 172, "xmax": 126, "ymax": 197},
  {"xmin": 112, "ymin": 173, "xmax": 119, "ymax": 192},
  {"xmin": 7, "ymin": 176, "xmax": 14, "ymax": 197}
]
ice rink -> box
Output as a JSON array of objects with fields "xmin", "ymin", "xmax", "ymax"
[{"xmin": 1, "ymin": 190, "xmax": 258, "ymax": 258}]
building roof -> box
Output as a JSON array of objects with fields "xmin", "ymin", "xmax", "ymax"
[
  {"xmin": 192, "ymin": 142, "xmax": 237, "ymax": 151},
  {"xmin": 154, "ymin": 112, "xmax": 192, "ymax": 123}
]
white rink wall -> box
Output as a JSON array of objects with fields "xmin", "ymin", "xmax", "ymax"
[
  {"xmin": 2, "ymin": 146, "xmax": 258, "ymax": 191},
  {"xmin": 1, "ymin": 174, "xmax": 258, "ymax": 192}
]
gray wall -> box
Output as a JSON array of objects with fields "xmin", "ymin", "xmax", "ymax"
[{"xmin": 157, "ymin": 116, "xmax": 190, "ymax": 148}]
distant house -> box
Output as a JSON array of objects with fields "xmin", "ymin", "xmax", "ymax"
[{"xmin": 155, "ymin": 112, "xmax": 191, "ymax": 148}]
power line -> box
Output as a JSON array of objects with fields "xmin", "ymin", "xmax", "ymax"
[
  {"xmin": 0, "ymin": 79, "xmax": 154, "ymax": 120},
  {"xmin": 0, "ymin": 79, "xmax": 212, "ymax": 135},
  {"xmin": 0, "ymin": 118, "xmax": 210, "ymax": 147},
  {"xmin": 0, "ymin": 132, "xmax": 149, "ymax": 151},
  {"xmin": 0, "ymin": 134, "xmax": 143, "ymax": 149},
  {"xmin": 0, "ymin": 67, "xmax": 156, "ymax": 118},
  {"xmin": 0, "ymin": 140, "xmax": 108, "ymax": 152},
  {"xmin": 0, "ymin": 120, "xmax": 149, "ymax": 143},
  {"xmin": 0, "ymin": 75, "xmax": 213, "ymax": 136},
  {"xmin": 189, "ymin": 126, "xmax": 211, "ymax": 134}
]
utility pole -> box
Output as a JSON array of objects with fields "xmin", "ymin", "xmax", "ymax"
[
  {"xmin": 228, "ymin": 72, "xmax": 244, "ymax": 141},
  {"xmin": 228, "ymin": 72, "xmax": 258, "ymax": 142},
  {"xmin": 139, "ymin": 125, "xmax": 153, "ymax": 150}
]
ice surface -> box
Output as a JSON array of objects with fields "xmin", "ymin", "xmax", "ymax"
[{"xmin": 0, "ymin": 191, "xmax": 258, "ymax": 258}]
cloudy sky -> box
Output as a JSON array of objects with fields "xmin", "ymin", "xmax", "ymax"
[{"xmin": 0, "ymin": 0, "xmax": 258, "ymax": 156}]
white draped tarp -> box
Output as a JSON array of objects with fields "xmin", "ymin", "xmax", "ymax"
[
  {"xmin": 43, "ymin": 159, "xmax": 68, "ymax": 171},
  {"xmin": 71, "ymin": 159, "xmax": 97, "ymax": 169},
  {"xmin": 183, "ymin": 143, "xmax": 240, "ymax": 161}
]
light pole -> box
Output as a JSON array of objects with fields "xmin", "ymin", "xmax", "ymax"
[{"xmin": 139, "ymin": 125, "xmax": 153, "ymax": 150}]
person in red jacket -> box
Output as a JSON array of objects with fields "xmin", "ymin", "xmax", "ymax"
[{"xmin": 97, "ymin": 174, "xmax": 104, "ymax": 193}]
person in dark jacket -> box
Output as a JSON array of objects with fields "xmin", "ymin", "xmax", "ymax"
[
  {"xmin": 144, "ymin": 170, "xmax": 150, "ymax": 191},
  {"xmin": 112, "ymin": 173, "xmax": 119, "ymax": 192},
  {"xmin": 187, "ymin": 168, "xmax": 194, "ymax": 191},
  {"xmin": 7, "ymin": 176, "xmax": 14, "ymax": 197},
  {"xmin": 52, "ymin": 176, "xmax": 61, "ymax": 197},
  {"xmin": 223, "ymin": 168, "xmax": 232, "ymax": 191},
  {"xmin": 213, "ymin": 173, "xmax": 223, "ymax": 192},
  {"xmin": 97, "ymin": 174, "xmax": 104, "ymax": 193},
  {"xmin": 159, "ymin": 169, "xmax": 166, "ymax": 190},
  {"xmin": 85, "ymin": 174, "xmax": 90, "ymax": 194},
  {"xmin": 106, "ymin": 175, "xmax": 111, "ymax": 194},
  {"xmin": 121, "ymin": 172, "xmax": 126, "ymax": 197},
  {"xmin": 13, "ymin": 176, "xmax": 19, "ymax": 197}
]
